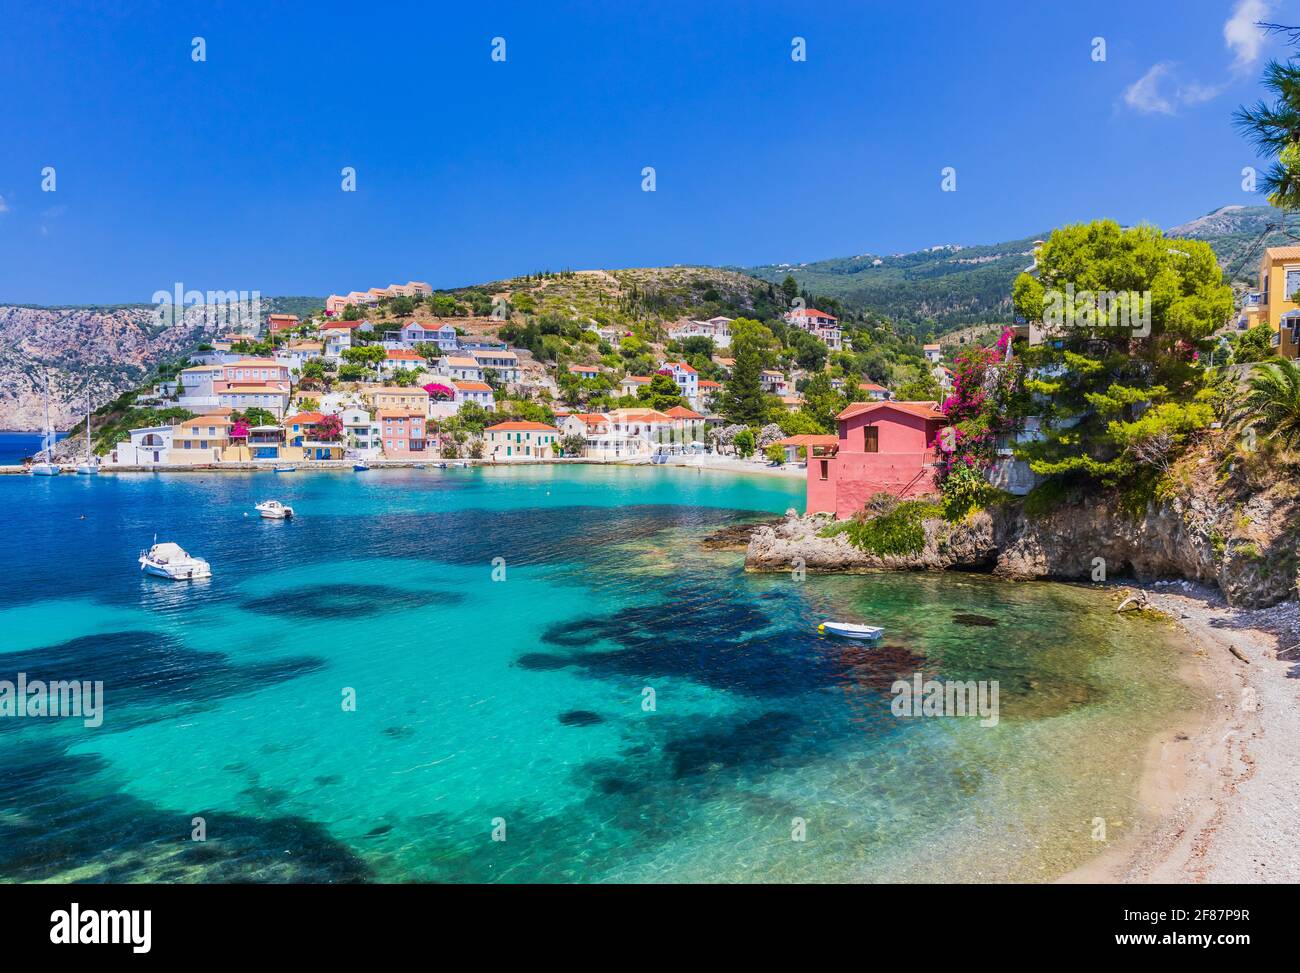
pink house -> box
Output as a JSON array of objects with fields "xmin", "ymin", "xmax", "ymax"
[
  {"xmin": 806, "ymin": 401, "xmax": 947, "ymax": 519},
  {"xmin": 378, "ymin": 410, "xmax": 430, "ymax": 458}
]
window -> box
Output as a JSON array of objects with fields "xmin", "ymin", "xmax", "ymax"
[
  {"xmin": 819, "ymin": 460, "xmax": 829, "ymax": 480},
  {"xmin": 1287, "ymin": 267, "xmax": 1300, "ymax": 302},
  {"xmin": 863, "ymin": 426, "xmax": 879, "ymax": 453}
]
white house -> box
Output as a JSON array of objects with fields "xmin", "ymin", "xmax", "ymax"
[
  {"xmin": 483, "ymin": 421, "xmax": 559, "ymax": 460},
  {"xmin": 784, "ymin": 308, "xmax": 842, "ymax": 351},
  {"xmin": 341, "ymin": 407, "xmax": 380, "ymax": 457},
  {"xmin": 107, "ymin": 425, "xmax": 175, "ymax": 466},
  {"xmin": 438, "ymin": 355, "xmax": 485, "ymax": 382},
  {"xmin": 452, "ymin": 380, "xmax": 496, "ymax": 411},
  {"xmin": 471, "ymin": 349, "xmax": 520, "ymax": 383},
  {"xmin": 276, "ymin": 343, "xmax": 323, "ymax": 374},
  {"xmin": 619, "ymin": 376, "xmax": 652, "ymax": 398},
  {"xmin": 760, "ymin": 370, "xmax": 790, "ymax": 396},
  {"xmin": 382, "ymin": 349, "xmax": 429, "ymax": 376},
  {"xmin": 668, "ymin": 316, "xmax": 732, "ymax": 349},
  {"xmin": 321, "ymin": 327, "xmax": 352, "ymax": 361},
  {"xmin": 924, "ymin": 343, "xmax": 943, "ymax": 364},
  {"xmin": 659, "ymin": 362, "xmax": 699, "ymax": 406}
]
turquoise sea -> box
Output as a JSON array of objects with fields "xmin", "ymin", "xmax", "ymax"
[{"xmin": 0, "ymin": 466, "xmax": 1192, "ymax": 882}]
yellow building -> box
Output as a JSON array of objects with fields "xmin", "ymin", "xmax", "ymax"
[
  {"xmin": 1257, "ymin": 246, "xmax": 1300, "ymax": 358},
  {"xmin": 167, "ymin": 416, "xmax": 233, "ymax": 464},
  {"xmin": 365, "ymin": 385, "xmax": 431, "ymax": 414}
]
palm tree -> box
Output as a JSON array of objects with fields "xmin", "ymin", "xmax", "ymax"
[{"xmin": 1231, "ymin": 359, "xmax": 1300, "ymax": 452}]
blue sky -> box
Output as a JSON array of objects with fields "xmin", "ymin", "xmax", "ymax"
[{"xmin": 0, "ymin": 0, "xmax": 1289, "ymax": 304}]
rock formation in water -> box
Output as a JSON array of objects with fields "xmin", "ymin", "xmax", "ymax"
[{"xmin": 746, "ymin": 440, "xmax": 1299, "ymax": 610}]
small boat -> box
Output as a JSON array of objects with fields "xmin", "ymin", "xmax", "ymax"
[
  {"xmin": 353, "ymin": 461, "xmax": 370, "ymax": 471},
  {"xmin": 255, "ymin": 500, "xmax": 294, "ymax": 520},
  {"xmin": 30, "ymin": 462, "xmax": 61, "ymax": 476},
  {"xmin": 140, "ymin": 541, "xmax": 212, "ymax": 580},
  {"xmin": 818, "ymin": 621, "xmax": 884, "ymax": 640},
  {"xmin": 273, "ymin": 465, "xmax": 296, "ymax": 473}
]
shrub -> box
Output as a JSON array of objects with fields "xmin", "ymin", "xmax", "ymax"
[{"xmin": 819, "ymin": 499, "xmax": 942, "ymax": 557}]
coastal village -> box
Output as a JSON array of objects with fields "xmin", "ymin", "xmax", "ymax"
[{"xmin": 14, "ymin": 235, "xmax": 1300, "ymax": 532}]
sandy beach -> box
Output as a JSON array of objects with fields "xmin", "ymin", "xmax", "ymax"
[{"xmin": 1066, "ymin": 582, "xmax": 1300, "ymax": 883}]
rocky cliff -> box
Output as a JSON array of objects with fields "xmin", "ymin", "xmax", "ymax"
[
  {"xmin": 0, "ymin": 305, "xmax": 212, "ymax": 432},
  {"xmin": 746, "ymin": 441, "xmax": 1300, "ymax": 610}
]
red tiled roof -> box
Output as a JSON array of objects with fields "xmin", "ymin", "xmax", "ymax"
[
  {"xmin": 664, "ymin": 361, "xmax": 696, "ymax": 373},
  {"xmin": 453, "ymin": 381, "xmax": 492, "ymax": 392},
  {"xmin": 573, "ymin": 413, "xmax": 608, "ymax": 426},
  {"xmin": 791, "ymin": 308, "xmax": 837, "ymax": 320},
  {"xmin": 698, "ymin": 380, "xmax": 721, "ymax": 388},
  {"xmin": 773, "ymin": 434, "xmax": 839, "ymax": 447},
  {"xmin": 836, "ymin": 400, "xmax": 945, "ymax": 422},
  {"xmin": 386, "ymin": 349, "xmax": 425, "ymax": 360},
  {"xmin": 859, "ymin": 382, "xmax": 888, "ymax": 392},
  {"xmin": 486, "ymin": 421, "xmax": 559, "ymax": 432},
  {"xmin": 283, "ymin": 411, "xmax": 325, "ymax": 425},
  {"xmin": 665, "ymin": 406, "xmax": 704, "ymax": 419}
]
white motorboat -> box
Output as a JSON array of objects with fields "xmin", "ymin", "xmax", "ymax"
[
  {"xmin": 30, "ymin": 462, "xmax": 61, "ymax": 476},
  {"xmin": 818, "ymin": 621, "xmax": 884, "ymax": 640},
  {"xmin": 255, "ymin": 499, "xmax": 294, "ymax": 520},
  {"xmin": 140, "ymin": 542, "xmax": 212, "ymax": 580}
]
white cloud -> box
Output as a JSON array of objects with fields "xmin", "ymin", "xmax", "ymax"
[
  {"xmin": 1124, "ymin": 63, "xmax": 1177, "ymax": 114},
  {"xmin": 1124, "ymin": 2, "xmax": 1269, "ymax": 116},
  {"xmin": 1224, "ymin": 0, "xmax": 1272, "ymax": 72},
  {"xmin": 0, "ymin": 194, "xmax": 9, "ymax": 214}
]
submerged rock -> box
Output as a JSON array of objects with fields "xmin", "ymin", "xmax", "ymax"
[
  {"xmin": 558, "ymin": 710, "xmax": 604, "ymax": 726},
  {"xmin": 953, "ymin": 613, "xmax": 999, "ymax": 627}
]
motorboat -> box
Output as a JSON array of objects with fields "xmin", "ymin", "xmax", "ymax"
[
  {"xmin": 255, "ymin": 500, "xmax": 294, "ymax": 520},
  {"xmin": 140, "ymin": 542, "xmax": 212, "ymax": 580},
  {"xmin": 353, "ymin": 461, "xmax": 370, "ymax": 471},
  {"xmin": 817, "ymin": 621, "xmax": 884, "ymax": 640},
  {"xmin": 273, "ymin": 465, "xmax": 296, "ymax": 473}
]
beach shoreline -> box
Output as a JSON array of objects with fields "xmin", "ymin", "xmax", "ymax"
[
  {"xmin": 1064, "ymin": 582, "xmax": 1300, "ymax": 884},
  {"xmin": 1, "ymin": 453, "xmax": 810, "ymax": 480}
]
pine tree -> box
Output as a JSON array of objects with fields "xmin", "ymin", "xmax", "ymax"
[{"xmin": 721, "ymin": 343, "xmax": 767, "ymax": 425}]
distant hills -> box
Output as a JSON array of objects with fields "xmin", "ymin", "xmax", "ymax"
[
  {"xmin": 746, "ymin": 205, "xmax": 1296, "ymax": 336},
  {"xmin": 4, "ymin": 204, "xmax": 1295, "ymax": 432}
]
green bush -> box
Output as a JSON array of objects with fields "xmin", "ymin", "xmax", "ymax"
[{"xmin": 819, "ymin": 499, "xmax": 942, "ymax": 557}]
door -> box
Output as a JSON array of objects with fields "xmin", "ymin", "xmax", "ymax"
[{"xmin": 863, "ymin": 426, "xmax": 879, "ymax": 453}]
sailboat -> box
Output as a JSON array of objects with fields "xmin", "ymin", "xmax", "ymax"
[
  {"xmin": 30, "ymin": 377, "xmax": 61, "ymax": 476},
  {"xmin": 76, "ymin": 392, "xmax": 99, "ymax": 475}
]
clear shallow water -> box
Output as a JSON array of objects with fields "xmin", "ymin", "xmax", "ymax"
[{"xmin": 0, "ymin": 466, "xmax": 1192, "ymax": 882}]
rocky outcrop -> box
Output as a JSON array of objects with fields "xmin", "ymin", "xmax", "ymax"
[
  {"xmin": 746, "ymin": 475, "xmax": 1300, "ymax": 610},
  {"xmin": 0, "ymin": 305, "xmax": 210, "ymax": 431},
  {"xmin": 745, "ymin": 509, "xmax": 1000, "ymax": 573}
]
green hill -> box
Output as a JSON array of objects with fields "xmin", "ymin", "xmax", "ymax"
[{"xmin": 744, "ymin": 204, "xmax": 1294, "ymax": 337}]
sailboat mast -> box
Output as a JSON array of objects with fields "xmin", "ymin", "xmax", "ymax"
[{"xmin": 85, "ymin": 391, "xmax": 92, "ymax": 462}]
